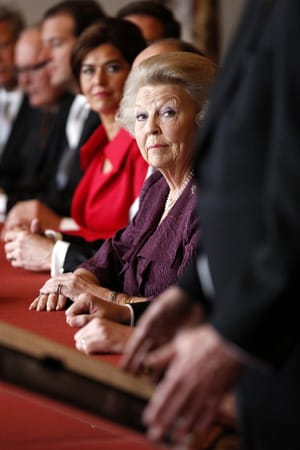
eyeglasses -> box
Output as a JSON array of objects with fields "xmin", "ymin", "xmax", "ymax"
[{"xmin": 15, "ymin": 60, "xmax": 49, "ymax": 76}]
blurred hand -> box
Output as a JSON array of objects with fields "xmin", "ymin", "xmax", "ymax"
[
  {"xmin": 3, "ymin": 219, "xmax": 53, "ymax": 271},
  {"xmin": 3, "ymin": 200, "xmax": 61, "ymax": 232},
  {"xmin": 142, "ymin": 324, "xmax": 245, "ymax": 445},
  {"xmin": 66, "ymin": 293, "xmax": 132, "ymax": 326},
  {"xmin": 121, "ymin": 286, "xmax": 205, "ymax": 374},
  {"xmin": 74, "ymin": 317, "xmax": 133, "ymax": 354}
]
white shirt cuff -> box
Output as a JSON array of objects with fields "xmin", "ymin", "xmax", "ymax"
[
  {"xmin": 59, "ymin": 217, "xmax": 80, "ymax": 231},
  {"xmin": 51, "ymin": 240, "xmax": 71, "ymax": 276},
  {"xmin": 124, "ymin": 304, "xmax": 135, "ymax": 326},
  {"xmin": 197, "ymin": 254, "xmax": 215, "ymax": 298},
  {"xmin": 0, "ymin": 191, "xmax": 7, "ymax": 220}
]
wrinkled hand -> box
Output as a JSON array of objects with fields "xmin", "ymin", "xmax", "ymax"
[
  {"xmin": 3, "ymin": 219, "xmax": 53, "ymax": 271},
  {"xmin": 30, "ymin": 269, "xmax": 99, "ymax": 311},
  {"xmin": 4, "ymin": 200, "xmax": 61, "ymax": 232},
  {"xmin": 142, "ymin": 324, "xmax": 245, "ymax": 445},
  {"xmin": 74, "ymin": 317, "xmax": 133, "ymax": 354},
  {"xmin": 121, "ymin": 286, "xmax": 205, "ymax": 374},
  {"xmin": 66, "ymin": 293, "xmax": 132, "ymax": 326}
]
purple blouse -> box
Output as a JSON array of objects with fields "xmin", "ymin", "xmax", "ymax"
[{"xmin": 80, "ymin": 171, "xmax": 199, "ymax": 300}]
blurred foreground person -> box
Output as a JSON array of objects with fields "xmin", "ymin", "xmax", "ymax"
[{"xmin": 123, "ymin": 1, "xmax": 300, "ymax": 450}]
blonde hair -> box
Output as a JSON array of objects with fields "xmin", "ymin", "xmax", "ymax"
[{"xmin": 117, "ymin": 52, "xmax": 217, "ymax": 135}]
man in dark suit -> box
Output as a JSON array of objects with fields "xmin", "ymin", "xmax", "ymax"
[
  {"xmin": 123, "ymin": 1, "xmax": 300, "ymax": 449},
  {"xmin": 3, "ymin": 1, "xmax": 104, "ymax": 230},
  {"xmin": 0, "ymin": 7, "xmax": 57, "ymax": 219},
  {"xmin": 0, "ymin": 96, "xmax": 40, "ymax": 186},
  {"xmin": 1, "ymin": 25, "xmax": 74, "ymax": 210}
]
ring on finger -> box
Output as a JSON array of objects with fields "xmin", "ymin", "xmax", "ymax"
[{"xmin": 57, "ymin": 283, "xmax": 63, "ymax": 296}]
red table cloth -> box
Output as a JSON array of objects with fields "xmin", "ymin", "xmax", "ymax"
[{"xmin": 0, "ymin": 240, "xmax": 161, "ymax": 450}]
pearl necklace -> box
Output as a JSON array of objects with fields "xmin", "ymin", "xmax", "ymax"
[{"xmin": 164, "ymin": 170, "xmax": 194, "ymax": 213}]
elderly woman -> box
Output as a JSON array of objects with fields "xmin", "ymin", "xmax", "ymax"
[
  {"xmin": 30, "ymin": 52, "xmax": 217, "ymax": 354},
  {"xmin": 3, "ymin": 18, "xmax": 148, "ymax": 274}
]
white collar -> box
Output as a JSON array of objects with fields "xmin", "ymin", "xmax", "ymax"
[{"xmin": 66, "ymin": 94, "xmax": 90, "ymax": 148}]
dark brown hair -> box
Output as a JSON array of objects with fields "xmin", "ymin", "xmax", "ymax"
[
  {"xmin": 71, "ymin": 17, "xmax": 147, "ymax": 84},
  {"xmin": 43, "ymin": 0, "xmax": 106, "ymax": 38},
  {"xmin": 116, "ymin": 1, "xmax": 180, "ymax": 39},
  {"xmin": 0, "ymin": 5, "xmax": 25, "ymax": 39}
]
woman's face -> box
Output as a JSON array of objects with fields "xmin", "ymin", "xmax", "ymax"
[
  {"xmin": 134, "ymin": 84, "xmax": 198, "ymax": 172},
  {"xmin": 80, "ymin": 43, "xmax": 130, "ymax": 116}
]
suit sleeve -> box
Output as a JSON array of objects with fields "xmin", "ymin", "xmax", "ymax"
[{"xmin": 62, "ymin": 237, "xmax": 104, "ymax": 273}]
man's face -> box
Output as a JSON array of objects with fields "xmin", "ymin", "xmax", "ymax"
[
  {"xmin": 41, "ymin": 14, "xmax": 77, "ymax": 89},
  {"xmin": 15, "ymin": 30, "xmax": 63, "ymax": 108},
  {"xmin": 0, "ymin": 21, "xmax": 17, "ymax": 90}
]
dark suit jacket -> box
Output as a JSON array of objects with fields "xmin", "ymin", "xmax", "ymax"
[
  {"xmin": 37, "ymin": 107, "xmax": 100, "ymax": 217},
  {"xmin": 0, "ymin": 95, "xmax": 41, "ymax": 191},
  {"xmin": 62, "ymin": 235, "xmax": 104, "ymax": 272},
  {"xmin": 5, "ymin": 92, "xmax": 75, "ymax": 210},
  {"xmin": 178, "ymin": 1, "xmax": 300, "ymax": 449}
]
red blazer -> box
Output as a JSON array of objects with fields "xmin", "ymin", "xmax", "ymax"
[{"xmin": 70, "ymin": 125, "xmax": 148, "ymax": 241}]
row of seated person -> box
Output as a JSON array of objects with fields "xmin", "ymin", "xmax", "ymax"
[
  {"xmin": 21, "ymin": 49, "xmax": 216, "ymax": 356},
  {"xmin": 0, "ymin": 0, "xmax": 183, "ymax": 226},
  {"xmin": 1, "ymin": 1, "xmax": 198, "ymax": 270},
  {"xmin": 0, "ymin": 0, "xmax": 217, "ymax": 380},
  {"xmin": 2, "ymin": 13, "xmax": 206, "ymax": 276}
]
